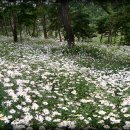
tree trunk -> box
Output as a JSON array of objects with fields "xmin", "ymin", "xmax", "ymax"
[
  {"xmin": 26, "ymin": 26, "xmax": 31, "ymax": 36},
  {"xmin": 108, "ymin": 29, "xmax": 113, "ymax": 44},
  {"xmin": 19, "ymin": 25, "xmax": 22, "ymax": 43},
  {"xmin": 3, "ymin": 16, "xmax": 8, "ymax": 36},
  {"xmin": 43, "ymin": 14, "xmax": 48, "ymax": 39},
  {"xmin": 100, "ymin": 34, "xmax": 103, "ymax": 43},
  {"xmin": 32, "ymin": 19, "xmax": 36, "ymax": 37},
  {"xmin": 12, "ymin": 10, "xmax": 18, "ymax": 42},
  {"xmin": 60, "ymin": 0, "xmax": 74, "ymax": 46},
  {"xmin": 0, "ymin": 0, "xmax": 8, "ymax": 36},
  {"xmin": 58, "ymin": 29, "xmax": 62, "ymax": 42},
  {"xmin": 108, "ymin": 16, "xmax": 113, "ymax": 44}
]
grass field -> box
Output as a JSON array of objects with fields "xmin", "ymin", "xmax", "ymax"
[{"xmin": 0, "ymin": 36, "xmax": 130, "ymax": 130}]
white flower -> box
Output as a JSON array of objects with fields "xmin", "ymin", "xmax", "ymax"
[
  {"xmin": 123, "ymin": 125, "xmax": 130, "ymax": 130},
  {"xmin": 22, "ymin": 107, "xmax": 30, "ymax": 112},
  {"xmin": 123, "ymin": 121, "xmax": 130, "ymax": 129},
  {"xmin": 58, "ymin": 120, "xmax": 68, "ymax": 127},
  {"xmin": 98, "ymin": 120, "xmax": 104, "ymax": 124},
  {"xmin": 110, "ymin": 117, "xmax": 120, "ymax": 124},
  {"xmin": 79, "ymin": 115, "xmax": 84, "ymax": 120},
  {"xmin": 36, "ymin": 115, "xmax": 44, "ymax": 122},
  {"xmin": 53, "ymin": 119, "xmax": 61, "ymax": 122},
  {"xmin": 103, "ymin": 116, "xmax": 109, "ymax": 120},
  {"xmin": 16, "ymin": 105, "xmax": 22, "ymax": 110},
  {"xmin": 71, "ymin": 90, "xmax": 77, "ymax": 95},
  {"xmin": 4, "ymin": 78, "xmax": 10, "ymax": 82},
  {"xmin": 21, "ymin": 102, "xmax": 26, "ymax": 105},
  {"xmin": 88, "ymin": 117, "xmax": 92, "ymax": 121},
  {"xmin": 72, "ymin": 110, "xmax": 76, "ymax": 113},
  {"xmin": 43, "ymin": 102, "xmax": 48, "ymax": 105},
  {"xmin": 80, "ymin": 99, "xmax": 88, "ymax": 103},
  {"xmin": 125, "ymin": 121, "xmax": 130, "ymax": 125},
  {"xmin": 4, "ymin": 100, "xmax": 12, "ymax": 107},
  {"xmin": 52, "ymin": 111, "xmax": 61, "ymax": 116},
  {"xmin": 62, "ymin": 107, "xmax": 68, "ymax": 111},
  {"xmin": 16, "ymin": 79, "xmax": 23, "ymax": 86},
  {"xmin": 103, "ymin": 125, "xmax": 110, "ymax": 129},
  {"xmin": 44, "ymin": 84, "xmax": 52, "ymax": 91},
  {"xmin": 25, "ymin": 96, "xmax": 32, "ymax": 103},
  {"xmin": 4, "ymin": 118, "xmax": 10, "ymax": 123},
  {"xmin": 121, "ymin": 107, "xmax": 128, "ymax": 113},
  {"xmin": 124, "ymin": 114, "xmax": 130, "ymax": 117},
  {"xmin": 68, "ymin": 121, "xmax": 76, "ymax": 129},
  {"xmin": 30, "ymin": 81, "xmax": 35, "ymax": 85},
  {"xmin": 7, "ymin": 115, "xmax": 12, "ymax": 119},
  {"xmin": 7, "ymin": 70, "xmax": 15, "ymax": 78},
  {"xmin": 84, "ymin": 119, "xmax": 89, "ymax": 124},
  {"xmin": 98, "ymin": 110, "xmax": 106, "ymax": 115},
  {"xmin": 32, "ymin": 103, "xmax": 39, "ymax": 110},
  {"xmin": 24, "ymin": 113, "xmax": 33, "ymax": 121},
  {"xmin": 43, "ymin": 109, "xmax": 50, "ymax": 115},
  {"xmin": 9, "ymin": 109, "xmax": 16, "ymax": 114},
  {"xmin": 45, "ymin": 116, "xmax": 52, "ymax": 121}
]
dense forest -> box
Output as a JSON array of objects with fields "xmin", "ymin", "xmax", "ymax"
[
  {"xmin": 0, "ymin": 0, "xmax": 130, "ymax": 130},
  {"xmin": 0, "ymin": 0, "xmax": 130, "ymax": 45}
]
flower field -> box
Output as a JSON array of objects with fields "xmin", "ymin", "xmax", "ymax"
[{"xmin": 0, "ymin": 36, "xmax": 130, "ymax": 130}]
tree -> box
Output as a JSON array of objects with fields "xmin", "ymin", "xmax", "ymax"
[{"xmin": 58, "ymin": 0, "xmax": 74, "ymax": 46}]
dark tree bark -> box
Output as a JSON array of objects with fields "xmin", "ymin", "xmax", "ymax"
[
  {"xmin": 2, "ymin": 15, "xmax": 8, "ymax": 36},
  {"xmin": 58, "ymin": 29, "xmax": 62, "ymax": 42},
  {"xmin": 108, "ymin": 16, "xmax": 113, "ymax": 44},
  {"xmin": 9, "ymin": 0, "xmax": 18, "ymax": 42},
  {"xmin": 0, "ymin": 0, "xmax": 8, "ymax": 36},
  {"xmin": 100, "ymin": 34, "xmax": 103, "ymax": 43},
  {"xmin": 19, "ymin": 25, "xmax": 22, "ymax": 43},
  {"xmin": 43, "ymin": 14, "xmax": 48, "ymax": 39},
  {"xmin": 26, "ymin": 26, "xmax": 31, "ymax": 36},
  {"xmin": 32, "ymin": 19, "xmax": 37, "ymax": 37},
  {"xmin": 12, "ymin": 10, "xmax": 18, "ymax": 42},
  {"xmin": 108, "ymin": 31, "xmax": 112, "ymax": 44},
  {"xmin": 59, "ymin": 0, "xmax": 74, "ymax": 46}
]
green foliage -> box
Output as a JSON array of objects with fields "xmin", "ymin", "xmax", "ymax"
[
  {"xmin": 51, "ymin": 43, "xmax": 130, "ymax": 70},
  {"xmin": 17, "ymin": 3, "xmax": 37, "ymax": 27},
  {"xmin": 48, "ymin": 5, "xmax": 62, "ymax": 31},
  {"xmin": 0, "ymin": 83, "xmax": 5, "ymax": 110},
  {"xmin": 97, "ymin": 16, "xmax": 109, "ymax": 35},
  {"xmin": 96, "ymin": 4, "xmax": 130, "ymax": 45},
  {"xmin": 71, "ymin": 3, "xmax": 96, "ymax": 40}
]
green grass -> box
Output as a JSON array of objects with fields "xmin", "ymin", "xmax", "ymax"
[
  {"xmin": 51, "ymin": 44, "xmax": 130, "ymax": 70},
  {"xmin": 0, "ymin": 38, "xmax": 130, "ymax": 130}
]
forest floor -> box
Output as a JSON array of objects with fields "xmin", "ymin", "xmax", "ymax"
[{"xmin": 0, "ymin": 36, "xmax": 130, "ymax": 130}]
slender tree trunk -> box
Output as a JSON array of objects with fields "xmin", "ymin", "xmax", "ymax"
[
  {"xmin": 12, "ymin": 10, "xmax": 18, "ymax": 42},
  {"xmin": 26, "ymin": 26, "xmax": 28, "ymax": 35},
  {"xmin": 19, "ymin": 25, "xmax": 22, "ymax": 43},
  {"xmin": 60, "ymin": 0, "xmax": 74, "ymax": 46},
  {"xmin": 0, "ymin": 21, "xmax": 3, "ymax": 29},
  {"xmin": 43, "ymin": 14, "xmax": 48, "ymax": 39},
  {"xmin": 26, "ymin": 26, "xmax": 31, "ymax": 36},
  {"xmin": 3, "ymin": 16, "xmax": 8, "ymax": 36},
  {"xmin": 36, "ymin": 23, "xmax": 40, "ymax": 37},
  {"xmin": 108, "ymin": 30, "xmax": 112, "ymax": 44},
  {"xmin": 120, "ymin": 29, "xmax": 124, "ymax": 44},
  {"xmin": 10, "ymin": 16, "xmax": 13, "ymax": 33},
  {"xmin": 108, "ymin": 16, "xmax": 113, "ymax": 44},
  {"xmin": 114, "ymin": 32, "xmax": 117, "ymax": 44},
  {"xmin": 32, "ymin": 19, "xmax": 36, "ymax": 37},
  {"xmin": 100, "ymin": 34, "xmax": 103, "ymax": 43},
  {"xmin": 58, "ymin": 29, "xmax": 62, "ymax": 42},
  {"xmin": 0, "ymin": 0, "xmax": 8, "ymax": 36}
]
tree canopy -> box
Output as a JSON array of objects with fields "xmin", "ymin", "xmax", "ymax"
[{"xmin": 0, "ymin": 0, "xmax": 130, "ymax": 45}]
